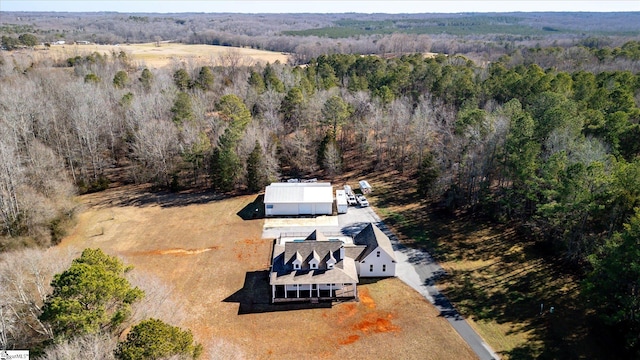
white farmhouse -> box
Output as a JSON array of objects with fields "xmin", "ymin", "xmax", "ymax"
[
  {"xmin": 270, "ymin": 224, "xmax": 396, "ymax": 303},
  {"xmin": 264, "ymin": 182, "xmax": 333, "ymax": 217}
]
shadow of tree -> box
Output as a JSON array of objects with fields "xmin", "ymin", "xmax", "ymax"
[{"xmin": 85, "ymin": 185, "xmax": 227, "ymax": 209}]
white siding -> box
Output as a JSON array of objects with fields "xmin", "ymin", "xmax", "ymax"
[
  {"xmin": 314, "ymin": 203, "xmax": 333, "ymax": 215},
  {"xmin": 299, "ymin": 203, "xmax": 313, "ymax": 215},
  {"xmin": 266, "ymin": 203, "xmax": 299, "ymax": 216},
  {"xmin": 359, "ymin": 247, "xmax": 396, "ymax": 277},
  {"xmin": 336, "ymin": 190, "xmax": 348, "ymax": 214}
]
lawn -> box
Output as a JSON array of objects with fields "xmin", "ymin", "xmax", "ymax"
[{"xmin": 58, "ymin": 184, "xmax": 476, "ymax": 359}]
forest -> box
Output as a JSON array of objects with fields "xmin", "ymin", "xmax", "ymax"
[{"xmin": 1, "ymin": 11, "xmax": 639, "ymax": 359}]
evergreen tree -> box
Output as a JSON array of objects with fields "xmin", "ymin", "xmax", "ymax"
[
  {"xmin": 248, "ymin": 70, "xmax": 266, "ymax": 94},
  {"xmin": 115, "ymin": 318, "xmax": 202, "ymax": 360},
  {"xmin": 246, "ymin": 141, "xmax": 267, "ymax": 192},
  {"xmin": 584, "ymin": 209, "xmax": 640, "ymax": 357},
  {"xmin": 417, "ymin": 151, "xmax": 439, "ymax": 197},
  {"xmin": 113, "ymin": 70, "xmax": 130, "ymax": 89},
  {"xmin": 173, "ymin": 68, "xmax": 191, "ymax": 91},
  {"xmin": 321, "ymin": 95, "xmax": 350, "ymax": 136},
  {"xmin": 171, "ymin": 92, "xmax": 194, "ymax": 125},
  {"xmin": 195, "ymin": 66, "xmax": 214, "ymax": 91},
  {"xmin": 138, "ymin": 68, "xmax": 153, "ymax": 91},
  {"xmin": 40, "ymin": 249, "xmax": 144, "ymax": 340}
]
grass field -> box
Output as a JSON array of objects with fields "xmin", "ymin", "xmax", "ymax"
[
  {"xmin": 33, "ymin": 42, "xmax": 290, "ymax": 68},
  {"xmin": 58, "ymin": 184, "xmax": 476, "ymax": 359}
]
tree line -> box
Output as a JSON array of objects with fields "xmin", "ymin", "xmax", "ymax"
[
  {"xmin": 2, "ymin": 11, "xmax": 640, "ymax": 67},
  {"xmin": 0, "ymin": 41, "xmax": 639, "ymax": 355}
]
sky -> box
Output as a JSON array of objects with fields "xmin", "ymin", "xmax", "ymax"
[{"xmin": 2, "ymin": 1, "xmax": 640, "ymax": 14}]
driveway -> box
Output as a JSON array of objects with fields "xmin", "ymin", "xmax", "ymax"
[{"xmin": 262, "ymin": 204, "xmax": 499, "ymax": 360}]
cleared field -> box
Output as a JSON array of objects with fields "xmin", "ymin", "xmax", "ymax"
[
  {"xmin": 35, "ymin": 42, "xmax": 290, "ymax": 68},
  {"xmin": 58, "ymin": 185, "xmax": 476, "ymax": 359}
]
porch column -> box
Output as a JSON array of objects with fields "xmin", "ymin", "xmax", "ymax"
[
  {"xmin": 329, "ymin": 283, "xmax": 333, "ymax": 297},
  {"xmin": 296, "ymin": 284, "xmax": 300, "ymax": 298},
  {"xmin": 284, "ymin": 284, "xmax": 287, "ymax": 299},
  {"xmin": 272, "ymin": 285, "xmax": 275, "ymax": 301}
]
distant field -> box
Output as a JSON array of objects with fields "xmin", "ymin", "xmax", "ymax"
[
  {"xmin": 36, "ymin": 42, "xmax": 290, "ymax": 68},
  {"xmin": 57, "ymin": 185, "xmax": 476, "ymax": 359}
]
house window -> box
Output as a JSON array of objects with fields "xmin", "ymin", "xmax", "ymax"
[
  {"xmin": 266, "ymin": 204, "xmax": 273, "ymax": 209},
  {"xmin": 294, "ymin": 264, "xmax": 300, "ymax": 270},
  {"xmin": 369, "ymin": 264, "xmax": 374, "ymax": 272},
  {"xmin": 311, "ymin": 263, "xmax": 317, "ymax": 269},
  {"xmin": 376, "ymin": 251, "xmax": 381, "ymax": 257},
  {"xmin": 383, "ymin": 264, "xmax": 386, "ymax": 272}
]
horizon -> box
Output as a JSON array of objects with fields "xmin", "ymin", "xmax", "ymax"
[{"xmin": 2, "ymin": 1, "xmax": 640, "ymax": 14}]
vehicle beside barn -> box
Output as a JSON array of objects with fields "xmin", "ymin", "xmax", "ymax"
[
  {"xmin": 359, "ymin": 180, "xmax": 372, "ymax": 194},
  {"xmin": 336, "ymin": 189, "xmax": 348, "ymax": 214}
]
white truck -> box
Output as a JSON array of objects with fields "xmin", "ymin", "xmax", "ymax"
[{"xmin": 344, "ymin": 185, "xmax": 357, "ymax": 205}]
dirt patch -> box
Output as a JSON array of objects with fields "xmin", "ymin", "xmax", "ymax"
[
  {"xmin": 359, "ymin": 287, "xmax": 376, "ymax": 309},
  {"xmin": 130, "ymin": 246, "xmax": 220, "ymax": 256},
  {"xmin": 339, "ymin": 334, "xmax": 360, "ymax": 345},
  {"xmin": 353, "ymin": 313, "xmax": 398, "ymax": 334}
]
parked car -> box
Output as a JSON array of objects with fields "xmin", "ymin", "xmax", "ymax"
[
  {"xmin": 346, "ymin": 193, "xmax": 358, "ymax": 206},
  {"xmin": 357, "ymin": 195, "xmax": 369, "ymax": 207}
]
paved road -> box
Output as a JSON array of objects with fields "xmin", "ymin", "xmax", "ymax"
[{"xmin": 362, "ymin": 206, "xmax": 500, "ymax": 360}]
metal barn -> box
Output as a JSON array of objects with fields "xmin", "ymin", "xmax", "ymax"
[{"xmin": 264, "ymin": 183, "xmax": 334, "ymax": 217}]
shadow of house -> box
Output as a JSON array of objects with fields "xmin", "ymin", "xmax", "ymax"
[
  {"xmin": 223, "ymin": 270, "xmax": 331, "ymax": 315},
  {"xmin": 237, "ymin": 194, "xmax": 265, "ymax": 220},
  {"xmin": 340, "ymin": 222, "xmax": 371, "ymax": 237}
]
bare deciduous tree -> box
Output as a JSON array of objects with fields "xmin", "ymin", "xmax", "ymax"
[{"xmin": 0, "ymin": 247, "xmax": 76, "ymax": 349}]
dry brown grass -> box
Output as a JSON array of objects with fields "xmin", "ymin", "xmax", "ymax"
[
  {"xmin": 58, "ymin": 185, "xmax": 476, "ymax": 359},
  {"xmin": 35, "ymin": 42, "xmax": 289, "ymax": 68}
]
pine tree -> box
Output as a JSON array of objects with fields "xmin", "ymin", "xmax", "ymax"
[{"xmin": 246, "ymin": 141, "xmax": 266, "ymax": 192}]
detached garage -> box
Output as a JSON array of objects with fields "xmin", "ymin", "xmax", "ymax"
[{"xmin": 264, "ymin": 183, "xmax": 334, "ymax": 217}]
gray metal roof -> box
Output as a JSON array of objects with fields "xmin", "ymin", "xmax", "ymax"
[{"xmin": 264, "ymin": 182, "xmax": 333, "ymax": 204}]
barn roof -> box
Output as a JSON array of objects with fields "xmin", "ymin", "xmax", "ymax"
[{"xmin": 264, "ymin": 182, "xmax": 333, "ymax": 204}]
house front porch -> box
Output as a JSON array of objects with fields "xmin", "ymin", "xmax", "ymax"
[{"xmin": 271, "ymin": 283, "xmax": 357, "ymax": 303}]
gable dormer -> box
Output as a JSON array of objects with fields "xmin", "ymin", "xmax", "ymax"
[
  {"xmin": 326, "ymin": 250, "xmax": 337, "ymax": 269},
  {"xmin": 308, "ymin": 250, "xmax": 320, "ymax": 269},
  {"xmin": 292, "ymin": 251, "xmax": 302, "ymax": 270}
]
